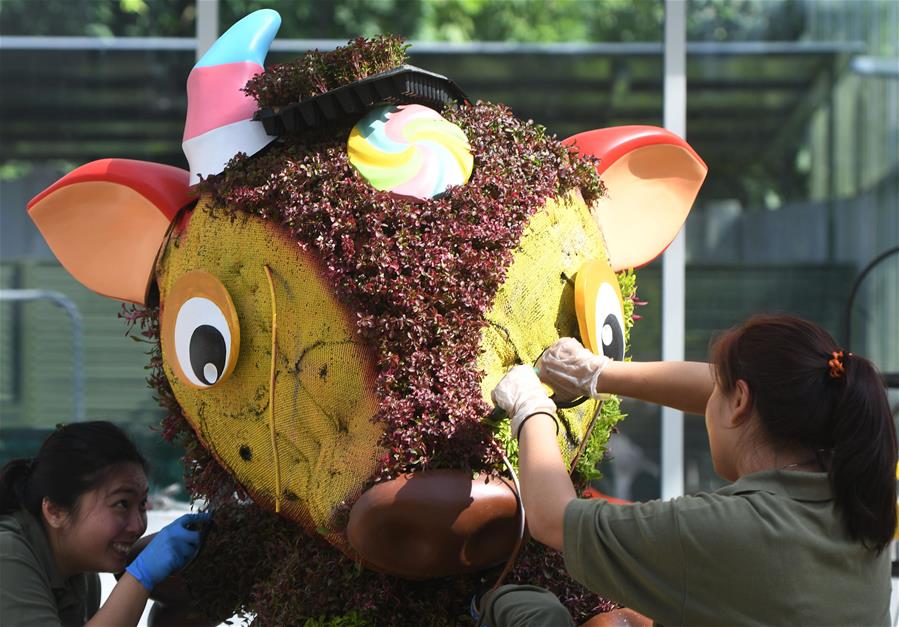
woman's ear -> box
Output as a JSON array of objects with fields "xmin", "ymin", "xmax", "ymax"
[
  {"xmin": 41, "ymin": 497, "xmax": 70, "ymax": 529},
  {"xmin": 730, "ymin": 379, "xmax": 754, "ymax": 426}
]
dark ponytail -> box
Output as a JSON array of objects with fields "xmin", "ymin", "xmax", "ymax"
[
  {"xmin": 829, "ymin": 353, "xmax": 897, "ymax": 551},
  {"xmin": 712, "ymin": 314, "xmax": 897, "ymax": 552},
  {"xmin": 0, "ymin": 421, "xmax": 148, "ymax": 519}
]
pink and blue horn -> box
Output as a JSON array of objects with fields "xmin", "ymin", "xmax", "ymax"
[{"xmin": 182, "ymin": 9, "xmax": 281, "ymax": 185}]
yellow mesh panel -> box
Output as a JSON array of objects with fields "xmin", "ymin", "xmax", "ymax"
[
  {"xmin": 477, "ymin": 190, "xmax": 613, "ymax": 462},
  {"xmin": 156, "ymin": 198, "xmax": 381, "ymax": 544}
]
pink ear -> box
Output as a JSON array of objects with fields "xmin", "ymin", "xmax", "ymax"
[
  {"xmin": 563, "ymin": 126, "xmax": 708, "ymax": 271},
  {"xmin": 27, "ymin": 159, "xmax": 195, "ymax": 304}
]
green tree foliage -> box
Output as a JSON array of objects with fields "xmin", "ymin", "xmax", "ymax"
[
  {"xmin": 688, "ymin": 0, "xmax": 805, "ymax": 41},
  {"xmin": 220, "ymin": 0, "xmax": 804, "ymax": 43},
  {"xmin": 3, "ymin": 0, "xmax": 805, "ymax": 44},
  {"xmin": 0, "ymin": 0, "xmax": 196, "ymax": 37},
  {"xmin": 410, "ymin": 0, "xmax": 664, "ymax": 43},
  {"xmin": 218, "ymin": 0, "xmax": 664, "ymax": 42}
]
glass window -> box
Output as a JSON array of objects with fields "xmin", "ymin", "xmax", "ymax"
[{"xmin": 682, "ymin": 0, "xmax": 899, "ymax": 493}]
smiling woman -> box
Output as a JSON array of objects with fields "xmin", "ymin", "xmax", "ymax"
[{"xmin": 0, "ymin": 421, "xmax": 209, "ymax": 627}]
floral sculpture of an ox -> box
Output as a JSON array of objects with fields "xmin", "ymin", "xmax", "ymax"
[{"xmin": 27, "ymin": 10, "xmax": 706, "ymax": 626}]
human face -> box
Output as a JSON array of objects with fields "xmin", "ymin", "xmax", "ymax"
[{"xmin": 55, "ymin": 463, "xmax": 149, "ymax": 575}]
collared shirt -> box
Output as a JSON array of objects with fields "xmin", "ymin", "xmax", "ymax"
[
  {"xmin": 0, "ymin": 509, "xmax": 100, "ymax": 627},
  {"xmin": 564, "ymin": 470, "xmax": 891, "ymax": 626}
]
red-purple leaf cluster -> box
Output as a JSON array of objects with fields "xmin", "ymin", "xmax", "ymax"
[
  {"xmin": 177, "ymin": 501, "xmax": 612, "ymax": 625},
  {"xmin": 245, "ymin": 35, "xmax": 409, "ymax": 108},
  {"xmin": 201, "ymin": 101, "xmax": 603, "ymax": 482}
]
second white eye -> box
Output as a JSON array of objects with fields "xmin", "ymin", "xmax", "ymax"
[
  {"xmin": 174, "ymin": 297, "xmax": 233, "ymax": 388},
  {"xmin": 595, "ymin": 282, "xmax": 625, "ymax": 361}
]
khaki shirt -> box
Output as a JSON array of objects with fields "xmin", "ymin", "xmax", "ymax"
[
  {"xmin": 0, "ymin": 509, "xmax": 100, "ymax": 627},
  {"xmin": 564, "ymin": 470, "xmax": 891, "ymax": 626}
]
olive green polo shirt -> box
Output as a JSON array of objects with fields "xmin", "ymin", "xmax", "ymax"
[
  {"xmin": 564, "ymin": 470, "xmax": 891, "ymax": 626},
  {"xmin": 0, "ymin": 509, "xmax": 100, "ymax": 627}
]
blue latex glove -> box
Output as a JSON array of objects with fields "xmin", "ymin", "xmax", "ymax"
[{"xmin": 126, "ymin": 511, "xmax": 211, "ymax": 591}]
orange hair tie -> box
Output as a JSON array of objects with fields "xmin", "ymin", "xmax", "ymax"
[{"xmin": 827, "ymin": 351, "xmax": 845, "ymax": 379}]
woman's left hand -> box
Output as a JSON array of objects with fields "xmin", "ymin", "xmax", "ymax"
[{"xmin": 125, "ymin": 512, "xmax": 212, "ymax": 592}]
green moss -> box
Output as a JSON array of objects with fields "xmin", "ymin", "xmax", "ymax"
[
  {"xmin": 487, "ymin": 269, "xmax": 638, "ymax": 486},
  {"xmin": 568, "ymin": 268, "xmax": 639, "ymax": 481}
]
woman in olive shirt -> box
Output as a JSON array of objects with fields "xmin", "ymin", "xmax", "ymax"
[
  {"xmin": 484, "ymin": 314, "xmax": 896, "ymax": 626},
  {"xmin": 0, "ymin": 421, "xmax": 209, "ymax": 627}
]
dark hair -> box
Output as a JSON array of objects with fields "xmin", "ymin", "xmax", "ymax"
[
  {"xmin": 0, "ymin": 421, "xmax": 148, "ymax": 520},
  {"xmin": 711, "ymin": 314, "xmax": 897, "ymax": 552}
]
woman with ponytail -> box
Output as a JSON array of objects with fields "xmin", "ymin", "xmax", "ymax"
[
  {"xmin": 481, "ymin": 314, "xmax": 896, "ymax": 626},
  {"xmin": 0, "ymin": 421, "xmax": 210, "ymax": 626}
]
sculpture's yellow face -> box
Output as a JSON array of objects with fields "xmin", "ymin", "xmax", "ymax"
[
  {"xmin": 155, "ymin": 188, "xmax": 626, "ymax": 546},
  {"xmin": 156, "ymin": 198, "xmax": 381, "ymax": 544},
  {"xmin": 476, "ymin": 189, "xmax": 625, "ymax": 449}
]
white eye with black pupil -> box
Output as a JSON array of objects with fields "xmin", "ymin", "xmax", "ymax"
[
  {"xmin": 601, "ymin": 322, "xmax": 614, "ymax": 347},
  {"xmin": 596, "ymin": 283, "xmax": 625, "ymax": 361},
  {"xmin": 175, "ymin": 297, "xmax": 233, "ymax": 388},
  {"xmin": 192, "ymin": 325, "xmax": 225, "ymax": 384}
]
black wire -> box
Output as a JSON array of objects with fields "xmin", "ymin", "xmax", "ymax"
[
  {"xmin": 474, "ymin": 452, "xmax": 525, "ymax": 627},
  {"xmin": 476, "ymin": 399, "xmax": 604, "ymax": 625},
  {"xmin": 555, "ymin": 395, "xmax": 589, "ymax": 409},
  {"xmin": 475, "ymin": 347, "xmax": 598, "ymax": 623}
]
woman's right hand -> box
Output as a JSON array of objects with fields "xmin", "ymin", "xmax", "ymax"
[
  {"xmin": 125, "ymin": 512, "xmax": 211, "ymax": 592},
  {"xmin": 537, "ymin": 337, "xmax": 609, "ymax": 401}
]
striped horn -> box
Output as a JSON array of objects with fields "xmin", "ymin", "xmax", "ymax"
[{"xmin": 182, "ymin": 9, "xmax": 281, "ymax": 185}]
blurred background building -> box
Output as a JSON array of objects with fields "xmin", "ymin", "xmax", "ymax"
[{"xmin": 1, "ymin": 0, "xmax": 897, "ymax": 501}]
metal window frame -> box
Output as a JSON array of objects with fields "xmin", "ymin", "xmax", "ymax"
[{"xmin": 662, "ymin": 0, "xmax": 686, "ymax": 500}]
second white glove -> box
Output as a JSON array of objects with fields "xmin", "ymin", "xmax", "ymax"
[
  {"xmin": 491, "ymin": 365, "xmax": 558, "ymax": 439},
  {"xmin": 537, "ymin": 337, "xmax": 609, "ymax": 401}
]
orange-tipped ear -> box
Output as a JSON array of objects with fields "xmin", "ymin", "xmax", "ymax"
[
  {"xmin": 27, "ymin": 159, "xmax": 195, "ymax": 304},
  {"xmin": 563, "ymin": 126, "xmax": 708, "ymax": 271}
]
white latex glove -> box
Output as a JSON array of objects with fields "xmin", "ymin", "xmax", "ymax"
[
  {"xmin": 491, "ymin": 365, "xmax": 558, "ymax": 439},
  {"xmin": 537, "ymin": 337, "xmax": 610, "ymax": 401}
]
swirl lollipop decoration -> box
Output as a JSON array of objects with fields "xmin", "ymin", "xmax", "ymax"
[{"xmin": 348, "ymin": 104, "xmax": 474, "ymax": 201}]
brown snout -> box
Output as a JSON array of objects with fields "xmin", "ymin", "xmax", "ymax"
[{"xmin": 347, "ymin": 469, "xmax": 521, "ymax": 579}]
